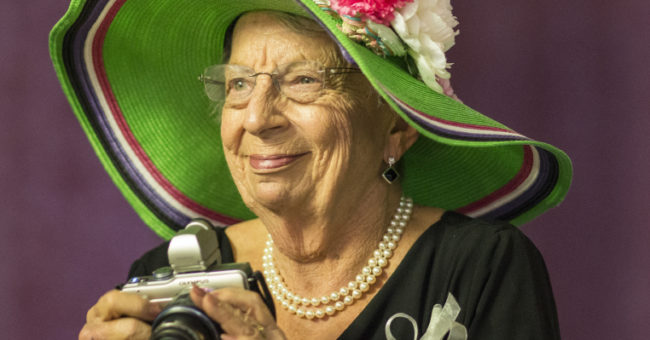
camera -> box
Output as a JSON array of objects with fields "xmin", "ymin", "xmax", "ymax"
[{"xmin": 122, "ymin": 219, "xmax": 274, "ymax": 340}]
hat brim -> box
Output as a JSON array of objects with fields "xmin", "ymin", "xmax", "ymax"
[{"xmin": 50, "ymin": 0, "xmax": 571, "ymax": 238}]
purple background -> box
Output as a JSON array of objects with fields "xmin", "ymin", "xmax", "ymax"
[{"xmin": 1, "ymin": 1, "xmax": 648, "ymax": 339}]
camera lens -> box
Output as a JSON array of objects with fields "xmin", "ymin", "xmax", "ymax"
[{"xmin": 151, "ymin": 293, "xmax": 219, "ymax": 340}]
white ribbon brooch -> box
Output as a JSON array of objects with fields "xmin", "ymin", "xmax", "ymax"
[{"xmin": 385, "ymin": 293, "xmax": 467, "ymax": 340}]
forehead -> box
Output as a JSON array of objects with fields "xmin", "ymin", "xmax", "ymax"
[{"xmin": 229, "ymin": 12, "xmax": 343, "ymax": 67}]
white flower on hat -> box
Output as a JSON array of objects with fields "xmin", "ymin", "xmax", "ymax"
[{"xmin": 391, "ymin": 0, "xmax": 459, "ymax": 93}]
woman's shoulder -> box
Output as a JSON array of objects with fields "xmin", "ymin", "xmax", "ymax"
[
  {"xmin": 405, "ymin": 210, "xmax": 544, "ymax": 273},
  {"xmin": 224, "ymin": 218, "xmax": 267, "ymax": 267},
  {"xmin": 427, "ymin": 210, "xmax": 533, "ymax": 248},
  {"xmin": 406, "ymin": 206, "xmax": 530, "ymax": 256}
]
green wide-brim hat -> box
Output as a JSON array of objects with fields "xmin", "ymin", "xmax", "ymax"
[{"xmin": 49, "ymin": 0, "xmax": 572, "ymax": 239}]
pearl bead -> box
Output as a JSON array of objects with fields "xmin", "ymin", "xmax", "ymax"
[
  {"xmin": 347, "ymin": 281, "xmax": 357, "ymax": 290},
  {"xmin": 289, "ymin": 305, "xmax": 297, "ymax": 314},
  {"xmin": 343, "ymin": 296, "xmax": 354, "ymax": 305},
  {"xmin": 287, "ymin": 292, "xmax": 294, "ymax": 300},
  {"xmin": 359, "ymin": 282, "xmax": 369, "ymax": 292},
  {"xmin": 320, "ymin": 296, "xmax": 330, "ymax": 304},
  {"xmin": 352, "ymin": 289, "xmax": 362, "ymax": 299},
  {"xmin": 315, "ymin": 309, "xmax": 325, "ymax": 318},
  {"xmin": 335, "ymin": 301, "xmax": 345, "ymax": 311},
  {"xmin": 366, "ymin": 275, "xmax": 376, "ymax": 284},
  {"xmin": 325, "ymin": 306, "xmax": 335, "ymax": 316},
  {"xmin": 383, "ymin": 235, "xmax": 391, "ymax": 242},
  {"xmin": 356, "ymin": 274, "xmax": 365, "ymax": 283},
  {"xmin": 368, "ymin": 258, "xmax": 377, "ymax": 267},
  {"xmin": 293, "ymin": 296, "xmax": 301, "ymax": 305},
  {"xmin": 372, "ymin": 266, "xmax": 382, "ymax": 276},
  {"xmin": 373, "ymin": 250, "xmax": 382, "ymax": 258},
  {"xmin": 301, "ymin": 297, "xmax": 310, "ymax": 306},
  {"xmin": 382, "ymin": 249, "xmax": 392, "ymax": 258},
  {"xmin": 330, "ymin": 292, "xmax": 339, "ymax": 301},
  {"xmin": 362, "ymin": 266, "xmax": 371, "ymax": 275},
  {"xmin": 391, "ymin": 234, "xmax": 400, "ymax": 242},
  {"xmin": 297, "ymin": 309, "xmax": 305, "ymax": 317},
  {"xmin": 379, "ymin": 242, "xmax": 386, "ymax": 250},
  {"xmin": 306, "ymin": 310, "xmax": 314, "ymax": 319},
  {"xmin": 311, "ymin": 298, "xmax": 320, "ymax": 306},
  {"xmin": 282, "ymin": 300, "xmax": 289, "ymax": 309},
  {"xmin": 339, "ymin": 287, "xmax": 349, "ymax": 296},
  {"xmin": 377, "ymin": 257, "xmax": 388, "ymax": 268},
  {"xmin": 387, "ymin": 241, "xmax": 396, "ymax": 250}
]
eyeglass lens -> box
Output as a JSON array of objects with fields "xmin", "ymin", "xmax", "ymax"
[{"xmin": 200, "ymin": 61, "xmax": 357, "ymax": 105}]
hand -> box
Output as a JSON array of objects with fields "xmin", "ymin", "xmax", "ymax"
[
  {"xmin": 190, "ymin": 286, "xmax": 286, "ymax": 340},
  {"xmin": 79, "ymin": 289, "xmax": 162, "ymax": 340}
]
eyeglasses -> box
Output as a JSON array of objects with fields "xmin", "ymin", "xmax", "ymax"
[{"xmin": 198, "ymin": 61, "xmax": 360, "ymax": 106}]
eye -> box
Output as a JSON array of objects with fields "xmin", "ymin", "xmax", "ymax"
[
  {"xmin": 227, "ymin": 78, "xmax": 250, "ymax": 92},
  {"xmin": 298, "ymin": 76, "xmax": 318, "ymax": 84},
  {"xmin": 284, "ymin": 72, "xmax": 323, "ymax": 87}
]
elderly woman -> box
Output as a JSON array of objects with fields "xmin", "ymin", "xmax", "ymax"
[{"xmin": 50, "ymin": 0, "xmax": 571, "ymax": 339}]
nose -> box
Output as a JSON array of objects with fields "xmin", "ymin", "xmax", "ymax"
[{"xmin": 242, "ymin": 75, "xmax": 287, "ymax": 136}]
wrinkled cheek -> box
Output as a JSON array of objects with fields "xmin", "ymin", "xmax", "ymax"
[
  {"xmin": 220, "ymin": 122, "xmax": 236, "ymax": 153},
  {"xmin": 316, "ymin": 127, "xmax": 352, "ymax": 184}
]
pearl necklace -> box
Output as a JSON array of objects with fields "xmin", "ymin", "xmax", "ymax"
[{"xmin": 262, "ymin": 196, "xmax": 413, "ymax": 320}]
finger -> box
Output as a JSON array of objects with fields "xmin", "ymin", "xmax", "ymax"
[
  {"xmin": 79, "ymin": 317, "xmax": 151, "ymax": 340},
  {"xmin": 189, "ymin": 284, "xmax": 208, "ymax": 308},
  {"xmin": 190, "ymin": 287, "xmax": 285, "ymax": 340},
  {"xmin": 199, "ymin": 292, "xmax": 259, "ymax": 336},
  {"xmin": 87, "ymin": 289, "xmax": 162, "ymax": 323},
  {"xmin": 212, "ymin": 287, "xmax": 275, "ymax": 324}
]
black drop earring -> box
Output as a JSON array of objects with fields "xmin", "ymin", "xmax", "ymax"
[{"xmin": 382, "ymin": 156, "xmax": 400, "ymax": 184}]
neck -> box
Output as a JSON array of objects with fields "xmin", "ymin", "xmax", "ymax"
[{"xmin": 259, "ymin": 184, "xmax": 403, "ymax": 296}]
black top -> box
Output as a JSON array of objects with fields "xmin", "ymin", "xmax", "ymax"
[{"xmin": 127, "ymin": 212, "xmax": 561, "ymax": 339}]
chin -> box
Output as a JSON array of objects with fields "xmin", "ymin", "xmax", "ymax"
[{"xmin": 244, "ymin": 181, "xmax": 296, "ymax": 212}]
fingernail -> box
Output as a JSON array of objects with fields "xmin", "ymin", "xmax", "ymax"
[{"xmin": 191, "ymin": 285, "xmax": 206, "ymax": 297}]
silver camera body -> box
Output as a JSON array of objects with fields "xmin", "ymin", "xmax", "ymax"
[
  {"xmin": 121, "ymin": 219, "xmax": 273, "ymax": 339},
  {"xmin": 122, "ymin": 219, "xmax": 252, "ymax": 304}
]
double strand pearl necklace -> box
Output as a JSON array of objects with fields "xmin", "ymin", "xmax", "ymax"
[{"xmin": 262, "ymin": 196, "xmax": 413, "ymax": 320}]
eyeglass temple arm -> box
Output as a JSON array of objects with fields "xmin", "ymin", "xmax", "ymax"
[{"xmin": 197, "ymin": 74, "xmax": 224, "ymax": 85}]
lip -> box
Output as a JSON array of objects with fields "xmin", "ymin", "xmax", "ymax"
[{"xmin": 248, "ymin": 152, "xmax": 309, "ymax": 171}]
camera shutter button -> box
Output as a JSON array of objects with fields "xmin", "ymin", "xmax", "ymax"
[{"xmin": 153, "ymin": 266, "xmax": 173, "ymax": 280}]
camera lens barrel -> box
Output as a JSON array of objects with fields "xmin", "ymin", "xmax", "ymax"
[{"xmin": 150, "ymin": 293, "xmax": 219, "ymax": 340}]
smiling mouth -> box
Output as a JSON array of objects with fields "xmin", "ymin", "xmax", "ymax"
[{"xmin": 248, "ymin": 153, "xmax": 309, "ymax": 171}]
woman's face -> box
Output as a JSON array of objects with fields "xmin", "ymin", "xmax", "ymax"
[{"xmin": 221, "ymin": 12, "xmax": 397, "ymax": 214}]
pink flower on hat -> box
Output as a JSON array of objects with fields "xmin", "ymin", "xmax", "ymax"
[{"xmin": 331, "ymin": 0, "xmax": 414, "ymax": 25}]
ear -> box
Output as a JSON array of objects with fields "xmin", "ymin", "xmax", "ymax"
[{"xmin": 384, "ymin": 115, "xmax": 419, "ymax": 163}]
